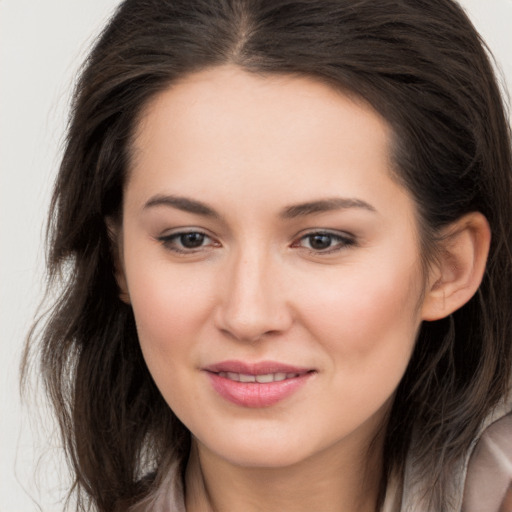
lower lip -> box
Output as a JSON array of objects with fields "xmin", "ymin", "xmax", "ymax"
[{"xmin": 206, "ymin": 372, "xmax": 313, "ymax": 408}]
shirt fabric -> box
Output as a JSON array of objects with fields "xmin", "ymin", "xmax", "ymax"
[{"xmin": 133, "ymin": 398, "xmax": 512, "ymax": 511}]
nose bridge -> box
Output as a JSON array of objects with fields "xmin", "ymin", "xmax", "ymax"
[{"xmin": 216, "ymin": 243, "xmax": 290, "ymax": 341}]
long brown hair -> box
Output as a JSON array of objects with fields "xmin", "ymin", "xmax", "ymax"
[{"xmin": 22, "ymin": 0, "xmax": 512, "ymax": 510}]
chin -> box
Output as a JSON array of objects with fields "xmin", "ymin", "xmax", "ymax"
[
  {"xmin": 194, "ymin": 422, "xmax": 328, "ymax": 469},
  {"xmin": 219, "ymin": 444, "xmax": 313, "ymax": 469}
]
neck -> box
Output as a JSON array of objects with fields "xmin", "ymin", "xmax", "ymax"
[{"xmin": 184, "ymin": 434, "xmax": 384, "ymax": 512}]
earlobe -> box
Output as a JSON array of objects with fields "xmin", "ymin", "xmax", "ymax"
[
  {"xmin": 421, "ymin": 212, "xmax": 490, "ymax": 321},
  {"xmin": 105, "ymin": 217, "xmax": 131, "ymax": 305}
]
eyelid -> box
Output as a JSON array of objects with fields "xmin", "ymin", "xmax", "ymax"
[
  {"xmin": 291, "ymin": 229, "xmax": 357, "ymax": 254},
  {"xmin": 156, "ymin": 227, "xmax": 220, "ymax": 254}
]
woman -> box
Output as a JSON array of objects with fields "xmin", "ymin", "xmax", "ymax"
[{"xmin": 23, "ymin": 0, "xmax": 512, "ymax": 511}]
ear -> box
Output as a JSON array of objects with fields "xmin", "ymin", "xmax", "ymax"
[
  {"xmin": 105, "ymin": 217, "xmax": 131, "ymax": 305},
  {"xmin": 421, "ymin": 212, "xmax": 490, "ymax": 321}
]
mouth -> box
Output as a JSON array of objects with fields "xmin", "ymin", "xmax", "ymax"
[
  {"xmin": 204, "ymin": 361, "xmax": 315, "ymax": 408},
  {"xmin": 215, "ymin": 371, "xmax": 306, "ymax": 383}
]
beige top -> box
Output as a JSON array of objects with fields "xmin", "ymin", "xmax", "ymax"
[
  {"xmin": 133, "ymin": 401, "xmax": 512, "ymax": 511},
  {"xmin": 385, "ymin": 397, "xmax": 512, "ymax": 512}
]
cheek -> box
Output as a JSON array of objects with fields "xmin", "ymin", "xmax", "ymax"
[
  {"xmin": 123, "ymin": 253, "xmax": 216, "ymax": 365},
  {"xmin": 125, "ymin": 260, "xmax": 217, "ymax": 418},
  {"xmin": 297, "ymin": 255, "xmax": 423, "ymax": 366},
  {"xmin": 289, "ymin": 257, "xmax": 423, "ymax": 443}
]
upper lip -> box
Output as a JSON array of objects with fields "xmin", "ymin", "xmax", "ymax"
[{"xmin": 204, "ymin": 360, "xmax": 313, "ymax": 375}]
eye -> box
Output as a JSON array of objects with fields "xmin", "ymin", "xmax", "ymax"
[
  {"xmin": 177, "ymin": 232, "xmax": 207, "ymax": 248},
  {"xmin": 157, "ymin": 230, "xmax": 217, "ymax": 253},
  {"xmin": 294, "ymin": 231, "xmax": 355, "ymax": 254}
]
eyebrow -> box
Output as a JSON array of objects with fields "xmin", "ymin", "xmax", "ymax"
[
  {"xmin": 143, "ymin": 194, "xmax": 376, "ymax": 219},
  {"xmin": 144, "ymin": 195, "xmax": 220, "ymax": 218},
  {"xmin": 280, "ymin": 197, "xmax": 376, "ymax": 218}
]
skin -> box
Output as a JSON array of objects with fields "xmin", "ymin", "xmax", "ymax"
[{"xmin": 114, "ymin": 66, "xmax": 490, "ymax": 512}]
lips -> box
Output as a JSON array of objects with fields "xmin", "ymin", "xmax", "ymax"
[
  {"xmin": 204, "ymin": 360, "xmax": 314, "ymax": 408},
  {"xmin": 217, "ymin": 371, "xmax": 302, "ymax": 383}
]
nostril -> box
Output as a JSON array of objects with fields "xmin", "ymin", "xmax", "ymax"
[
  {"xmin": 213, "ymin": 273, "xmax": 293, "ymax": 342},
  {"xmin": 218, "ymin": 327, "xmax": 277, "ymax": 343}
]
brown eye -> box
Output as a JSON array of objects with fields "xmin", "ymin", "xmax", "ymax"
[
  {"xmin": 179, "ymin": 232, "xmax": 206, "ymax": 248},
  {"xmin": 294, "ymin": 231, "xmax": 356, "ymax": 254},
  {"xmin": 308, "ymin": 234, "xmax": 334, "ymax": 250},
  {"xmin": 158, "ymin": 230, "xmax": 216, "ymax": 253}
]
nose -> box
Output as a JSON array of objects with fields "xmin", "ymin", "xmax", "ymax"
[{"xmin": 214, "ymin": 249, "xmax": 293, "ymax": 343}]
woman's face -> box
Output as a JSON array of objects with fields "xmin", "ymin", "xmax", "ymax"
[{"xmin": 118, "ymin": 66, "xmax": 430, "ymax": 468}]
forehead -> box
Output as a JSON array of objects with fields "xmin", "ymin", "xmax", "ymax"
[
  {"xmin": 132, "ymin": 66, "xmax": 391, "ymax": 167},
  {"xmin": 126, "ymin": 65, "xmax": 411, "ymax": 222}
]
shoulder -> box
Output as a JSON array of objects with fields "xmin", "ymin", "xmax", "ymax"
[
  {"xmin": 400, "ymin": 399, "xmax": 512, "ymax": 512},
  {"xmin": 462, "ymin": 410, "xmax": 512, "ymax": 512}
]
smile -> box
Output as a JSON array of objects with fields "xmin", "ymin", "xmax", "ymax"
[
  {"xmin": 204, "ymin": 361, "xmax": 315, "ymax": 408},
  {"xmin": 216, "ymin": 371, "xmax": 303, "ymax": 383}
]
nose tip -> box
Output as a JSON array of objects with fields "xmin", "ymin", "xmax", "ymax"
[
  {"xmin": 218, "ymin": 320, "xmax": 281, "ymax": 344},
  {"xmin": 216, "ymin": 288, "xmax": 291, "ymax": 343},
  {"xmin": 214, "ymin": 255, "xmax": 292, "ymax": 343}
]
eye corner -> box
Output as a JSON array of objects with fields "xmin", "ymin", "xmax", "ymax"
[
  {"xmin": 156, "ymin": 228, "xmax": 221, "ymax": 255},
  {"xmin": 291, "ymin": 229, "xmax": 357, "ymax": 255}
]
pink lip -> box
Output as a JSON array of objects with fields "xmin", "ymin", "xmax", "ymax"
[{"xmin": 204, "ymin": 360, "xmax": 315, "ymax": 408}]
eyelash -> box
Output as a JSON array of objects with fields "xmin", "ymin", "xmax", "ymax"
[
  {"xmin": 157, "ymin": 229, "xmax": 356, "ymax": 255},
  {"xmin": 292, "ymin": 231, "xmax": 356, "ymax": 254},
  {"xmin": 157, "ymin": 230, "xmax": 217, "ymax": 254}
]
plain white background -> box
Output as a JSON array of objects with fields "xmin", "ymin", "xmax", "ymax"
[{"xmin": 1, "ymin": 1, "xmax": 511, "ymax": 510}]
